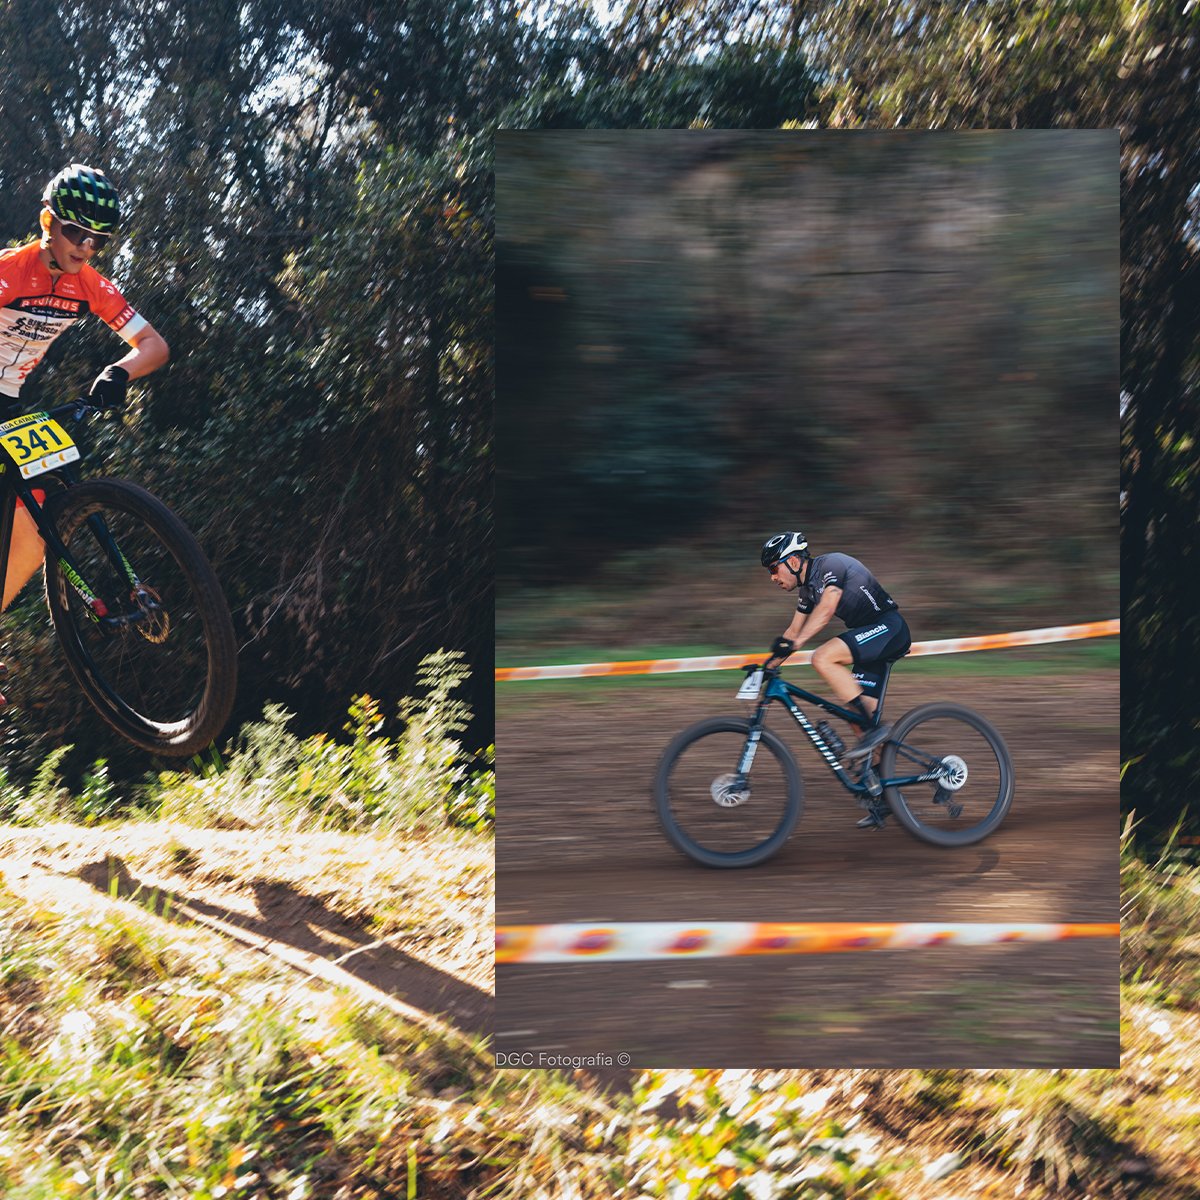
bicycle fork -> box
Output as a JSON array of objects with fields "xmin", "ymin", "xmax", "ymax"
[
  {"xmin": 40, "ymin": 509, "xmax": 149, "ymax": 630},
  {"xmin": 735, "ymin": 725, "xmax": 763, "ymax": 774}
]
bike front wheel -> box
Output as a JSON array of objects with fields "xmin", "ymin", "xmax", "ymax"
[
  {"xmin": 879, "ymin": 702, "xmax": 1013, "ymax": 847},
  {"xmin": 654, "ymin": 717, "xmax": 803, "ymax": 867},
  {"xmin": 44, "ymin": 479, "xmax": 238, "ymax": 757}
]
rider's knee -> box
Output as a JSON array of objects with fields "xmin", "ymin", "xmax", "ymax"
[{"xmin": 812, "ymin": 641, "xmax": 846, "ymax": 671}]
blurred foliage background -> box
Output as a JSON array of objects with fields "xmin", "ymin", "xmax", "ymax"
[
  {"xmin": 497, "ymin": 132, "xmax": 1116, "ymax": 632},
  {"xmin": 0, "ymin": 0, "xmax": 1187, "ymax": 837}
]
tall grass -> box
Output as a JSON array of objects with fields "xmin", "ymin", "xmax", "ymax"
[{"xmin": 1, "ymin": 651, "xmax": 494, "ymax": 835}]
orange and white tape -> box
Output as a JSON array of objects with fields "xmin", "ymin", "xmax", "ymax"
[
  {"xmin": 496, "ymin": 920, "xmax": 1119, "ymax": 964},
  {"xmin": 495, "ymin": 619, "xmax": 1118, "ymax": 682}
]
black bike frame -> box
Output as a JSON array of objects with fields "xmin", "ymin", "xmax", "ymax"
[
  {"xmin": 0, "ymin": 402, "xmax": 142, "ymax": 624},
  {"xmin": 738, "ymin": 667, "xmax": 948, "ymax": 797}
]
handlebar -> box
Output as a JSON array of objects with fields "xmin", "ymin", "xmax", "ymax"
[
  {"xmin": 47, "ymin": 398, "xmax": 105, "ymax": 423},
  {"xmin": 745, "ymin": 659, "xmax": 784, "ymax": 676}
]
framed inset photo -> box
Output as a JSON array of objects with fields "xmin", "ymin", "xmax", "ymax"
[{"xmin": 496, "ymin": 130, "xmax": 1118, "ymax": 1069}]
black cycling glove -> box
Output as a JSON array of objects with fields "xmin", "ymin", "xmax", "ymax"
[
  {"xmin": 770, "ymin": 636, "xmax": 795, "ymax": 659},
  {"xmin": 89, "ymin": 364, "xmax": 129, "ymax": 412}
]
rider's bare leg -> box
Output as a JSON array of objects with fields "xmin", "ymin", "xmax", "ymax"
[
  {"xmin": 811, "ymin": 638, "xmax": 876, "ymax": 715},
  {"xmin": 3, "ymin": 508, "xmax": 46, "ymax": 611},
  {"xmin": 814, "ymin": 636, "xmax": 891, "ymax": 767}
]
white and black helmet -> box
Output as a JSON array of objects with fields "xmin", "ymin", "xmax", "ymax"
[{"xmin": 761, "ymin": 531, "xmax": 809, "ymax": 568}]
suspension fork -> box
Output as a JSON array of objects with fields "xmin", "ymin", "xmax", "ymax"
[
  {"xmin": 735, "ymin": 698, "xmax": 773, "ymax": 774},
  {"xmin": 17, "ymin": 471, "xmax": 133, "ymax": 620},
  {"xmin": 35, "ymin": 518, "xmax": 115, "ymax": 618},
  {"xmin": 85, "ymin": 512, "xmax": 141, "ymax": 589}
]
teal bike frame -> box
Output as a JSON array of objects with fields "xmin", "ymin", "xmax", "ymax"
[{"xmin": 739, "ymin": 664, "xmax": 953, "ymax": 797}]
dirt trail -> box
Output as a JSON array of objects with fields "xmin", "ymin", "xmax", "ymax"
[
  {"xmin": 497, "ymin": 674, "xmax": 1118, "ymax": 1067},
  {"xmin": 0, "ymin": 824, "xmax": 493, "ymax": 1041}
]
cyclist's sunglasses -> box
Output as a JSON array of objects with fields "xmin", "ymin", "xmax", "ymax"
[
  {"xmin": 56, "ymin": 219, "xmax": 113, "ymax": 250},
  {"xmin": 766, "ymin": 560, "xmax": 785, "ymax": 574}
]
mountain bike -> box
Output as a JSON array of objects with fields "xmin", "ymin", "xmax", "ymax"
[
  {"xmin": 653, "ymin": 656, "xmax": 1013, "ymax": 867},
  {"xmin": 0, "ymin": 398, "xmax": 237, "ymax": 756}
]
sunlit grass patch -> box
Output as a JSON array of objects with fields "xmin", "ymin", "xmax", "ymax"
[
  {"xmin": 0, "ymin": 888, "xmax": 611, "ymax": 1198},
  {"xmin": 1122, "ymin": 818, "xmax": 1200, "ymax": 1011},
  {"xmin": 966, "ymin": 1071, "xmax": 1123, "ymax": 1194},
  {"xmin": 1, "ymin": 651, "xmax": 494, "ymax": 838},
  {"xmin": 624, "ymin": 1071, "xmax": 902, "ymax": 1199}
]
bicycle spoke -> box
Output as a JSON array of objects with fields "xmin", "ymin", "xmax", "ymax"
[{"xmin": 58, "ymin": 505, "xmax": 212, "ymax": 727}]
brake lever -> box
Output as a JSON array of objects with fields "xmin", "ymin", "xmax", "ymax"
[{"xmin": 70, "ymin": 398, "xmax": 102, "ymax": 423}]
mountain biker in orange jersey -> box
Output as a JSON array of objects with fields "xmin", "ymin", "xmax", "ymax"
[
  {"xmin": 760, "ymin": 531, "xmax": 911, "ymax": 761},
  {"xmin": 0, "ymin": 164, "xmax": 168, "ymax": 703}
]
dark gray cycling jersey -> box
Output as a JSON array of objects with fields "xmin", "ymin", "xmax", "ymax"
[{"xmin": 794, "ymin": 552, "xmax": 899, "ymax": 627}]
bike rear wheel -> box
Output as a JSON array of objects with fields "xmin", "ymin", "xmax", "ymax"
[
  {"xmin": 879, "ymin": 702, "xmax": 1013, "ymax": 847},
  {"xmin": 654, "ymin": 717, "xmax": 803, "ymax": 867},
  {"xmin": 44, "ymin": 479, "xmax": 237, "ymax": 757}
]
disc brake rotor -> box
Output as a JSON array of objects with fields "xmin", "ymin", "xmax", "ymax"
[
  {"xmin": 132, "ymin": 584, "xmax": 170, "ymax": 644},
  {"xmin": 938, "ymin": 754, "xmax": 968, "ymax": 791},
  {"xmin": 710, "ymin": 772, "xmax": 750, "ymax": 808}
]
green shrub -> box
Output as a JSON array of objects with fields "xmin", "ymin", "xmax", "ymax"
[{"xmin": 153, "ymin": 650, "xmax": 493, "ymax": 835}]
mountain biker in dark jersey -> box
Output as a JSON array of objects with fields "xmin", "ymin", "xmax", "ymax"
[
  {"xmin": 0, "ymin": 164, "xmax": 168, "ymax": 704},
  {"xmin": 760, "ymin": 531, "xmax": 911, "ymax": 765}
]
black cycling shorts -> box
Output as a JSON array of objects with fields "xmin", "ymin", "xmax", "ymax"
[{"xmin": 838, "ymin": 610, "xmax": 912, "ymax": 669}]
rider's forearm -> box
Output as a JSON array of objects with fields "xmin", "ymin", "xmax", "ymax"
[
  {"xmin": 783, "ymin": 614, "xmax": 809, "ymax": 645},
  {"xmin": 796, "ymin": 609, "xmax": 834, "ymax": 646},
  {"xmin": 115, "ymin": 330, "xmax": 170, "ymax": 380}
]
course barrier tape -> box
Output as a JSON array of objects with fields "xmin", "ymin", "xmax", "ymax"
[
  {"xmin": 496, "ymin": 920, "xmax": 1120, "ymax": 964},
  {"xmin": 495, "ymin": 619, "xmax": 1118, "ymax": 682}
]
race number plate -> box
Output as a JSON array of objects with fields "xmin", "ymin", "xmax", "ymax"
[
  {"xmin": 735, "ymin": 668, "xmax": 764, "ymax": 699},
  {"xmin": 0, "ymin": 412, "xmax": 80, "ymax": 479}
]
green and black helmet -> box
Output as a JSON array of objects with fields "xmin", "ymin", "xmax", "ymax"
[{"xmin": 43, "ymin": 163, "xmax": 120, "ymax": 233}]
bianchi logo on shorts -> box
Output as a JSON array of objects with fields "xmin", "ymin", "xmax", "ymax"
[{"xmin": 855, "ymin": 623, "xmax": 888, "ymax": 642}]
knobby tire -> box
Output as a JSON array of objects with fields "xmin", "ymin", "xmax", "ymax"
[
  {"xmin": 880, "ymin": 702, "xmax": 1013, "ymax": 847},
  {"xmin": 654, "ymin": 716, "xmax": 803, "ymax": 868},
  {"xmin": 44, "ymin": 478, "xmax": 237, "ymax": 757}
]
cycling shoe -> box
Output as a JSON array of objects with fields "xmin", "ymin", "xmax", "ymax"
[{"xmin": 844, "ymin": 722, "xmax": 893, "ymax": 760}]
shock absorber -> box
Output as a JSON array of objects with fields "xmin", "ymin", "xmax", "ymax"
[{"xmin": 816, "ymin": 720, "xmax": 846, "ymax": 758}]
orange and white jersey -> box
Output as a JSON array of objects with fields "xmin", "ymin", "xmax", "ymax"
[{"xmin": 0, "ymin": 240, "xmax": 147, "ymax": 399}]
